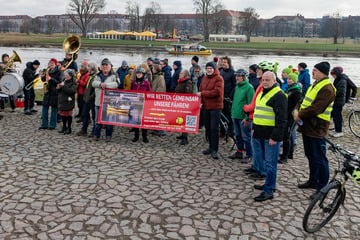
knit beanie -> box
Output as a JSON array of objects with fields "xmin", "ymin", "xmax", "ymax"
[
  {"xmin": 33, "ymin": 60, "xmax": 40, "ymax": 66},
  {"xmin": 205, "ymin": 61, "xmax": 216, "ymax": 69},
  {"xmin": 314, "ymin": 61, "xmax": 330, "ymax": 75},
  {"xmin": 288, "ymin": 71, "xmax": 299, "ymax": 83},
  {"xmin": 249, "ymin": 64, "xmax": 258, "ymax": 72},
  {"xmin": 81, "ymin": 61, "xmax": 88, "ymax": 68},
  {"xmin": 192, "ymin": 56, "xmax": 199, "ymax": 63},
  {"xmin": 173, "ymin": 60, "xmax": 182, "ymax": 68},
  {"xmin": 121, "ymin": 60, "xmax": 128, "ymax": 67},
  {"xmin": 49, "ymin": 58, "xmax": 58, "ymax": 65},
  {"xmin": 282, "ymin": 65, "xmax": 294, "ymax": 75}
]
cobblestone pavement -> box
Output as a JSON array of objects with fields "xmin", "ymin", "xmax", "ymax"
[{"xmin": 1, "ymin": 106, "xmax": 360, "ymax": 240}]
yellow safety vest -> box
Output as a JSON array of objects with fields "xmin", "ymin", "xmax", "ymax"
[
  {"xmin": 253, "ymin": 86, "xmax": 282, "ymax": 126},
  {"xmin": 300, "ymin": 78, "xmax": 335, "ymax": 122}
]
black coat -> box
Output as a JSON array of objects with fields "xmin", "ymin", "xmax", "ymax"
[
  {"xmin": 343, "ymin": 74, "xmax": 357, "ymax": 103},
  {"xmin": 57, "ymin": 78, "xmax": 77, "ymax": 111},
  {"xmin": 220, "ymin": 67, "xmax": 236, "ymax": 99},
  {"xmin": 248, "ymin": 73, "xmax": 260, "ymax": 91},
  {"xmin": 42, "ymin": 67, "xmax": 64, "ymax": 107},
  {"xmin": 333, "ymin": 75, "xmax": 347, "ymax": 107},
  {"xmin": 22, "ymin": 62, "xmax": 38, "ymax": 86}
]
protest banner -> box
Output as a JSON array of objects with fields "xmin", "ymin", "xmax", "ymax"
[{"xmin": 98, "ymin": 89, "xmax": 201, "ymax": 133}]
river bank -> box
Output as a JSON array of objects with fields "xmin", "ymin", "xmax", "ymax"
[{"xmin": 1, "ymin": 33, "xmax": 360, "ymax": 58}]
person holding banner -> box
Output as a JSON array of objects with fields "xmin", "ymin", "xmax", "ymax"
[
  {"xmin": 92, "ymin": 58, "xmax": 119, "ymax": 142},
  {"xmin": 197, "ymin": 62, "xmax": 224, "ymax": 159},
  {"xmin": 175, "ymin": 69, "xmax": 193, "ymax": 145},
  {"xmin": 131, "ymin": 67, "xmax": 151, "ymax": 143}
]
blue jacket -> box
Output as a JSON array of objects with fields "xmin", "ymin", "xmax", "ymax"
[
  {"xmin": 162, "ymin": 65, "xmax": 172, "ymax": 92},
  {"xmin": 170, "ymin": 63, "xmax": 182, "ymax": 92},
  {"xmin": 298, "ymin": 69, "xmax": 310, "ymax": 95},
  {"xmin": 248, "ymin": 73, "xmax": 260, "ymax": 91},
  {"xmin": 116, "ymin": 67, "xmax": 129, "ymax": 89}
]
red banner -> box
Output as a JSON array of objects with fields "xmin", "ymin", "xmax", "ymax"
[{"xmin": 98, "ymin": 89, "xmax": 201, "ymax": 133}]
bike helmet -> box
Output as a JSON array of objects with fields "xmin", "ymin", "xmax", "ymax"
[
  {"xmin": 235, "ymin": 69, "xmax": 248, "ymax": 76},
  {"xmin": 135, "ymin": 67, "xmax": 145, "ymax": 74},
  {"xmin": 258, "ymin": 61, "xmax": 274, "ymax": 72},
  {"xmin": 352, "ymin": 169, "xmax": 360, "ymax": 185}
]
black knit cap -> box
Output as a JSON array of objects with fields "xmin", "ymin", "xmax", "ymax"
[
  {"xmin": 314, "ymin": 61, "xmax": 330, "ymax": 75},
  {"xmin": 249, "ymin": 64, "xmax": 258, "ymax": 72},
  {"xmin": 33, "ymin": 60, "xmax": 40, "ymax": 65},
  {"xmin": 205, "ymin": 61, "xmax": 216, "ymax": 69},
  {"xmin": 192, "ymin": 56, "xmax": 199, "ymax": 63}
]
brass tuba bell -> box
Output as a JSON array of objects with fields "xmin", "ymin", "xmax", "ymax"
[
  {"xmin": 4, "ymin": 50, "xmax": 22, "ymax": 71},
  {"xmin": 62, "ymin": 34, "xmax": 81, "ymax": 70}
]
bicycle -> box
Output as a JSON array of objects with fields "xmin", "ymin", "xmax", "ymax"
[
  {"xmin": 302, "ymin": 137, "xmax": 360, "ymax": 233},
  {"xmin": 348, "ymin": 97, "xmax": 360, "ymax": 138},
  {"xmin": 219, "ymin": 112, "xmax": 236, "ymax": 151}
]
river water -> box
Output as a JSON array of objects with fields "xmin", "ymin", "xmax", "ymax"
[{"xmin": 1, "ymin": 46, "xmax": 359, "ymax": 85}]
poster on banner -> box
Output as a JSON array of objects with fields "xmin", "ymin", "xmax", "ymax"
[{"xmin": 98, "ymin": 89, "xmax": 201, "ymax": 133}]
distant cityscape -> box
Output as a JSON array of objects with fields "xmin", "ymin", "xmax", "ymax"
[{"xmin": 0, "ymin": 10, "xmax": 359, "ymax": 39}]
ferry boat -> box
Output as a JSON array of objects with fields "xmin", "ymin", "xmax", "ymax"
[{"xmin": 168, "ymin": 43, "xmax": 212, "ymax": 55}]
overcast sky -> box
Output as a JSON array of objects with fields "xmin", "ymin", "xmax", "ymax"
[{"xmin": 1, "ymin": 0, "xmax": 359, "ymax": 18}]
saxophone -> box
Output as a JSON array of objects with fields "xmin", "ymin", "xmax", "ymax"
[{"xmin": 42, "ymin": 67, "xmax": 51, "ymax": 94}]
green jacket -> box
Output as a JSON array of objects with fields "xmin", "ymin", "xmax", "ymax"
[{"xmin": 231, "ymin": 79, "xmax": 254, "ymax": 120}]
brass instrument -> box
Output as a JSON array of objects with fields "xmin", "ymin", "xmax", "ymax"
[
  {"xmin": 42, "ymin": 67, "xmax": 51, "ymax": 94},
  {"xmin": 62, "ymin": 35, "xmax": 81, "ymax": 70},
  {"xmin": 4, "ymin": 50, "xmax": 22, "ymax": 71}
]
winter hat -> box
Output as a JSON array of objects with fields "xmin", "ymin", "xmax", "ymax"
[
  {"xmin": 249, "ymin": 64, "xmax": 258, "ymax": 72},
  {"xmin": 173, "ymin": 60, "xmax": 182, "ymax": 68},
  {"xmin": 101, "ymin": 58, "xmax": 112, "ymax": 66},
  {"xmin": 213, "ymin": 57, "xmax": 219, "ymax": 63},
  {"xmin": 64, "ymin": 68, "xmax": 76, "ymax": 79},
  {"xmin": 135, "ymin": 67, "xmax": 145, "ymax": 74},
  {"xmin": 314, "ymin": 61, "xmax": 330, "ymax": 75},
  {"xmin": 81, "ymin": 61, "xmax": 88, "ymax": 68},
  {"xmin": 288, "ymin": 71, "xmax": 299, "ymax": 83},
  {"xmin": 152, "ymin": 58, "xmax": 160, "ymax": 65},
  {"xmin": 147, "ymin": 57, "xmax": 153, "ymax": 62},
  {"xmin": 331, "ymin": 66, "xmax": 343, "ymax": 76},
  {"xmin": 298, "ymin": 62, "xmax": 307, "ymax": 69},
  {"xmin": 121, "ymin": 60, "xmax": 128, "ymax": 67},
  {"xmin": 32, "ymin": 60, "xmax": 40, "ymax": 66},
  {"xmin": 205, "ymin": 61, "xmax": 216, "ymax": 69},
  {"xmin": 192, "ymin": 56, "xmax": 199, "ymax": 63},
  {"xmin": 49, "ymin": 58, "xmax": 58, "ymax": 65},
  {"xmin": 282, "ymin": 65, "xmax": 294, "ymax": 75}
]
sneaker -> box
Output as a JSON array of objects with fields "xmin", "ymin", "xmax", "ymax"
[
  {"xmin": 211, "ymin": 151, "xmax": 219, "ymax": 159},
  {"xmin": 202, "ymin": 148, "xmax": 211, "ymax": 155},
  {"xmin": 30, "ymin": 108, "xmax": 38, "ymax": 113},
  {"xmin": 254, "ymin": 191, "xmax": 273, "ymax": 202},
  {"xmin": 249, "ymin": 172, "xmax": 266, "ymax": 180},
  {"xmin": 228, "ymin": 151, "xmax": 243, "ymax": 159},
  {"xmin": 243, "ymin": 167, "xmax": 256, "ymax": 175},
  {"xmin": 328, "ymin": 130, "xmax": 336, "ymax": 137},
  {"xmin": 332, "ymin": 132, "xmax": 344, "ymax": 138},
  {"xmin": 278, "ymin": 158, "xmax": 288, "ymax": 164},
  {"xmin": 105, "ymin": 137, "xmax": 111, "ymax": 142}
]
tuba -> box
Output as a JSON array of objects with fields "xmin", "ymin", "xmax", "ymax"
[
  {"xmin": 4, "ymin": 50, "xmax": 22, "ymax": 71},
  {"xmin": 62, "ymin": 34, "xmax": 81, "ymax": 70}
]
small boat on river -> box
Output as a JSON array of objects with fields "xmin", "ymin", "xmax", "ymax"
[{"xmin": 168, "ymin": 43, "xmax": 212, "ymax": 55}]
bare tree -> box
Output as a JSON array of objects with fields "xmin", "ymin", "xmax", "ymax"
[
  {"xmin": 126, "ymin": 1, "xmax": 141, "ymax": 32},
  {"xmin": 211, "ymin": 4, "xmax": 225, "ymax": 34},
  {"xmin": 320, "ymin": 13, "xmax": 343, "ymax": 44},
  {"xmin": 242, "ymin": 7, "xmax": 259, "ymax": 42},
  {"xmin": 67, "ymin": 0, "xmax": 105, "ymax": 37},
  {"xmin": 193, "ymin": 0, "xmax": 219, "ymax": 42},
  {"xmin": 46, "ymin": 17, "xmax": 58, "ymax": 35}
]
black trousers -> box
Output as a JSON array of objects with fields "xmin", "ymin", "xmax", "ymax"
[{"xmin": 204, "ymin": 109, "xmax": 221, "ymax": 152}]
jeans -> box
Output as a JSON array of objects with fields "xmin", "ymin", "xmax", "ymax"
[
  {"xmin": 302, "ymin": 134, "xmax": 329, "ymax": 191},
  {"xmin": 233, "ymin": 118, "xmax": 252, "ymax": 157},
  {"xmin": 252, "ymin": 137, "xmax": 280, "ymax": 194},
  {"xmin": 82, "ymin": 102, "xmax": 95, "ymax": 135},
  {"xmin": 94, "ymin": 106, "xmax": 113, "ymax": 138},
  {"xmin": 41, "ymin": 105, "xmax": 57, "ymax": 128},
  {"xmin": 23, "ymin": 87, "xmax": 35, "ymax": 110},
  {"xmin": 204, "ymin": 109, "xmax": 221, "ymax": 152},
  {"xmin": 331, "ymin": 104, "xmax": 344, "ymax": 132}
]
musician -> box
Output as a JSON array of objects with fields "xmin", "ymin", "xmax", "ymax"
[
  {"xmin": 0, "ymin": 53, "xmax": 16, "ymax": 112},
  {"xmin": 22, "ymin": 60, "xmax": 40, "ymax": 115},
  {"xmin": 62, "ymin": 53, "xmax": 78, "ymax": 72},
  {"xmin": 39, "ymin": 58, "xmax": 64, "ymax": 130},
  {"xmin": 75, "ymin": 61, "xmax": 90, "ymax": 121}
]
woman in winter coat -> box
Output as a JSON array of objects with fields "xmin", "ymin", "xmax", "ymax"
[
  {"xmin": 57, "ymin": 69, "xmax": 78, "ymax": 134},
  {"xmin": 197, "ymin": 62, "xmax": 224, "ymax": 159},
  {"xmin": 131, "ymin": 67, "xmax": 151, "ymax": 143},
  {"xmin": 329, "ymin": 67, "xmax": 347, "ymax": 137},
  {"xmin": 175, "ymin": 69, "xmax": 193, "ymax": 145}
]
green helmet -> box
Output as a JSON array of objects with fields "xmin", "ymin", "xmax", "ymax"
[
  {"xmin": 258, "ymin": 61, "xmax": 274, "ymax": 72},
  {"xmin": 352, "ymin": 169, "xmax": 360, "ymax": 185}
]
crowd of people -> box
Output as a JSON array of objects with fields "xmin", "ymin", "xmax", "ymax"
[{"xmin": 0, "ymin": 51, "xmax": 358, "ymax": 202}]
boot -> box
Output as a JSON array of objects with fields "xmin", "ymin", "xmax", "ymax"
[
  {"xmin": 64, "ymin": 127, "xmax": 71, "ymax": 135},
  {"xmin": 176, "ymin": 135, "xmax": 184, "ymax": 140},
  {"xmin": 59, "ymin": 116, "xmax": 67, "ymax": 133},
  {"xmin": 58, "ymin": 125, "xmax": 66, "ymax": 133},
  {"xmin": 180, "ymin": 137, "xmax": 188, "ymax": 145},
  {"xmin": 132, "ymin": 129, "xmax": 139, "ymax": 142},
  {"xmin": 142, "ymin": 129, "xmax": 149, "ymax": 143}
]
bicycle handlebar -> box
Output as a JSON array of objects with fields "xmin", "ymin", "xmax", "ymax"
[{"xmin": 325, "ymin": 137, "xmax": 360, "ymax": 165}]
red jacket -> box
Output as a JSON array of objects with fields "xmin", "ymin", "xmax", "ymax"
[
  {"xmin": 243, "ymin": 80, "xmax": 263, "ymax": 119},
  {"xmin": 77, "ymin": 71, "xmax": 90, "ymax": 95},
  {"xmin": 199, "ymin": 69, "xmax": 224, "ymax": 110}
]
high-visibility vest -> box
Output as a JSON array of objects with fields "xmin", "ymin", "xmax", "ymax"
[
  {"xmin": 253, "ymin": 86, "xmax": 282, "ymax": 126},
  {"xmin": 300, "ymin": 78, "xmax": 335, "ymax": 122}
]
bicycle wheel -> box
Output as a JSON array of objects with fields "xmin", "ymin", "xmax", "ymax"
[
  {"xmin": 303, "ymin": 182, "xmax": 344, "ymax": 233},
  {"xmin": 349, "ymin": 111, "xmax": 360, "ymax": 138}
]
